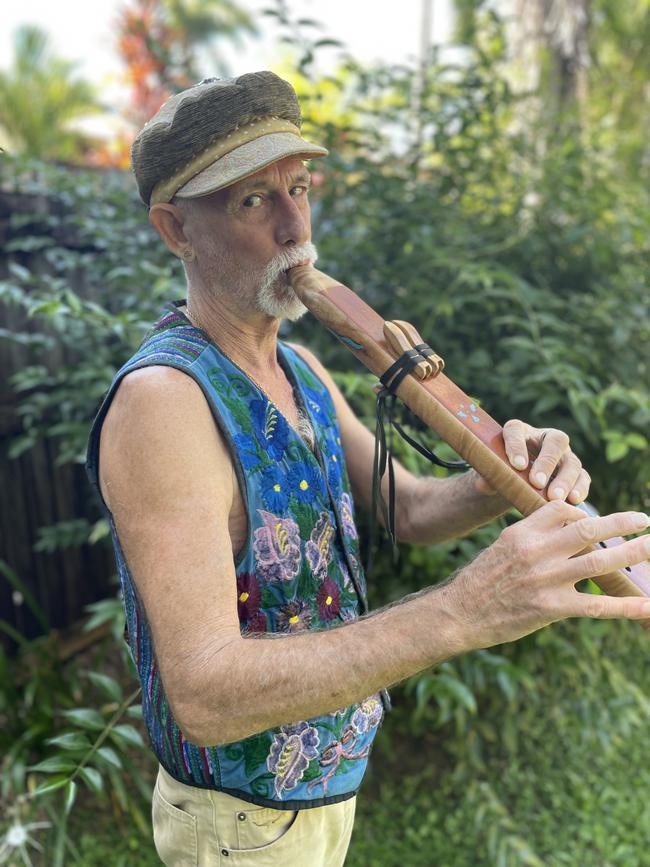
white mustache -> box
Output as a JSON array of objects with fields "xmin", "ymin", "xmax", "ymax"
[{"xmin": 260, "ymin": 242, "xmax": 318, "ymax": 289}]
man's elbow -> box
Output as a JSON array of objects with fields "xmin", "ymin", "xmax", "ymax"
[{"xmin": 163, "ymin": 637, "xmax": 243, "ymax": 747}]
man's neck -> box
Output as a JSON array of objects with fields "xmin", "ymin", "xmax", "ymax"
[{"xmin": 184, "ymin": 286, "xmax": 283, "ymax": 381}]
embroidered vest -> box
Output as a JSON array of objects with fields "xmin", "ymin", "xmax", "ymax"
[{"xmin": 85, "ymin": 300, "xmax": 383, "ymax": 809}]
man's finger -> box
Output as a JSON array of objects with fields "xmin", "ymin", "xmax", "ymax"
[
  {"xmin": 567, "ymin": 469, "xmax": 591, "ymax": 505},
  {"xmin": 573, "ymin": 592, "xmax": 650, "ymax": 622},
  {"xmin": 523, "ymin": 499, "xmax": 584, "ymax": 529},
  {"xmin": 502, "ymin": 419, "xmax": 529, "ymax": 470},
  {"xmin": 556, "ymin": 510, "xmax": 649, "ymax": 555},
  {"xmin": 546, "ymin": 453, "xmax": 583, "ymax": 501},
  {"xmin": 565, "ymin": 532, "xmax": 650, "ymax": 582},
  {"xmin": 529, "ymin": 429, "xmax": 570, "ymax": 488}
]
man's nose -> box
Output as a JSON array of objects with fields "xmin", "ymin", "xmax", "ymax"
[{"xmin": 274, "ymin": 194, "xmax": 309, "ymax": 247}]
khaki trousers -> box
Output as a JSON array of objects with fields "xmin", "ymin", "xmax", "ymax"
[{"xmin": 151, "ymin": 764, "xmax": 356, "ymax": 866}]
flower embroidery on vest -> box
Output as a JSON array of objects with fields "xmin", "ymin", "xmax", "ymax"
[
  {"xmin": 259, "ymin": 465, "xmax": 289, "ymax": 512},
  {"xmin": 242, "ymin": 612, "xmax": 268, "ymax": 634},
  {"xmin": 317, "ymin": 577, "xmax": 341, "ymax": 621},
  {"xmin": 250, "ymin": 398, "xmax": 289, "ymax": 460},
  {"xmin": 351, "ymin": 696, "xmax": 383, "ymax": 734},
  {"xmin": 277, "ymin": 599, "xmax": 312, "ymax": 632},
  {"xmin": 339, "ymin": 492, "xmax": 358, "ymax": 539},
  {"xmin": 232, "ymin": 432, "xmax": 261, "ymax": 470},
  {"xmin": 236, "ymin": 572, "xmax": 262, "ymax": 622},
  {"xmin": 253, "ymin": 510, "xmax": 301, "ymax": 582},
  {"xmin": 287, "ymin": 461, "xmax": 321, "ymax": 504},
  {"xmin": 267, "ymin": 721, "xmax": 320, "ymax": 798},
  {"xmin": 305, "ymin": 511, "xmax": 334, "ymax": 580}
]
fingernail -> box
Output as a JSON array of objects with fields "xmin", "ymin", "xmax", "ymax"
[
  {"xmin": 512, "ymin": 455, "xmax": 527, "ymax": 470},
  {"xmin": 633, "ymin": 512, "xmax": 650, "ymax": 529},
  {"xmin": 570, "ymin": 488, "xmax": 582, "ymax": 502},
  {"xmin": 535, "ymin": 472, "xmax": 547, "ymax": 487},
  {"xmin": 550, "ymin": 486, "xmax": 565, "ymax": 500}
]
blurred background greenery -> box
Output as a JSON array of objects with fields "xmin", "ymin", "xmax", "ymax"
[{"xmin": 1, "ymin": 1, "xmax": 649, "ymax": 865}]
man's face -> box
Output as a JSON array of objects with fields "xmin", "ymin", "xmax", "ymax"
[{"xmin": 179, "ymin": 155, "xmax": 317, "ymax": 321}]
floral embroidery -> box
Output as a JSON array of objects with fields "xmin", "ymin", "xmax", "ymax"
[
  {"xmin": 339, "ymin": 561, "xmax": 353, "ymax": 591},
  {"xmin": 277, "ymin": 599, "xmax": 312, "ymax": 633},
  {"xmin": 287, "ymin": 461, "xmax": 322, "ymax": 504},
  {"xmin": 305, "ymin": 511, "xmax": 334, "ymax": 580},
  {"xmin": 298, "ymin": 384, "xmax": 328, "ymax": 423},
  {"xmin": 351, "ymin": 696, "xmax": 383, "ymax": 734},
  {"xmin": 253, "ymin": 510, "xmax": 301, "ymax": 582},
  {"xmin": 267, "ymin": 722, "xmax": 320, "ymax": 798},
  {"xmin": 260, "ymin": 466, "xmax": 289, "ymax": 512},
  {"xmin": 250, "ymin": 399, "xmax": 289, "ymax": 460},
  {"xmin": 236, "ymin": 573, "xmax": 262, "ymax": 622},
  {"xmin": 242, "ymin": 611, "xmax": 268, "ymax": 634},
  {"xmin": 317, "ymin": 577, "xmax": 341, "ymax": 621},
  {"xmin": 339, "ymin": 492, "xmax": 358, "ymax": 539},
  {"xmin": 306, "ymin": 724, "xmax": 370, "ymax": 797},
  {"xmin": 233, "ymin": 432, "xmax": 261, "ymax": 470}
]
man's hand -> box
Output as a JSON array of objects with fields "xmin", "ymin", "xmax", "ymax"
[
  {"xmin": 474, "ymin": 419, "xmax": 590, "ymax": 504},
  {"xmin": 450, "ymin": 500, "xmax": 650, "ymax": 649}
]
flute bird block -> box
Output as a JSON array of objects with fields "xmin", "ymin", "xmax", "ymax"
[
  {"xmin": 392, "ymin": 319, "xmax": 445, "ymax": 378},
  {"xmin": 383, "ymin": 321, "xmax": 432, "ymax": 380}
]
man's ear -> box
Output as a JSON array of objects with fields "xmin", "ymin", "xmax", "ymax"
[{"xmin": 149, "ymin": 203, "xmax": 191, "ymax": 258}]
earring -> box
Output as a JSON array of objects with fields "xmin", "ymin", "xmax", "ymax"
[{"xmin": 181, "ymin": 247, "xmax": 196, "ymax": 262}]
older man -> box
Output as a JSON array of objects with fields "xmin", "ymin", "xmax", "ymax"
[{"xmin": 84, "ymin": 72, "xmax": 650, "ymax": 866}]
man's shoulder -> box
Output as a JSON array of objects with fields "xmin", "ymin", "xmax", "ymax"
[{"xmin": 98, "ymin": 365, "xmax": 226, "ymax": 512}]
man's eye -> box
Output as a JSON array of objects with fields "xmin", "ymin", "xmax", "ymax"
[
  {"xmin": 290, "ymin": 185, "xmax": 308, "ymax": 197},
  {"xmin": 243, "ymin": 194, "xmax": 263, "ymax": 208}
]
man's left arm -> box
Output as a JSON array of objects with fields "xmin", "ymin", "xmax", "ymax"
[{"xmin": 288, "ymin": 344, "xmax": 591, "ymax": 546}]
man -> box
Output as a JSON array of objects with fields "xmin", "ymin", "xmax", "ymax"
[{"xmin": 84, "ymin": 72, "xmax": 650, "ymax": 866}]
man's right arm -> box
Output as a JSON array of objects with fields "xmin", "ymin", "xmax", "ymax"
[{"xmin": 100, "ymin": 367, "xmax": 650, "ymax": 748}]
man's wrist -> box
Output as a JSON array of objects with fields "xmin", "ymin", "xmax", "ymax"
[{"xmin": 467, "ymin": 469, "xmax": 511, "ymax": 515}]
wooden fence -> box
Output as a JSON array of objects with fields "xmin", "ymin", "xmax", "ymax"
[{"xmin": 1, "ymin": 184, "xmax": 117, "ymax": 644}]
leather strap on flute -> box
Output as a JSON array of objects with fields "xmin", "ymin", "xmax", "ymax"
[{"xmin": 288, "ymin": 264, "xmax": 650, "ymax": 608}]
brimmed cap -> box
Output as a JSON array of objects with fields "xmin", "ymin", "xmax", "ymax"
[{"xmin": 131, "ymin": 71, "xmax": 328, "ymax": 207}]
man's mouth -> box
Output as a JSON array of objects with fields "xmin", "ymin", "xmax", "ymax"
[{"xmin": 284, "ymin": 260, "xmax": 311, "ymax": 273}]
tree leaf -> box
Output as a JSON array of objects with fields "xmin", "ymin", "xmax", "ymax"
[
  {"xmin": 29, "ymin": 757, "xmax": 76, "ymax": 774},
  {"xmin": 64, "ymin": 780, "xmax": 77, "ymax": 814},
  {"xmin": 86, "ymin": 671, "xmax": 123, "ymax": 702},
  {"xmin": 45, "ymin": 732, "xmax": 91, "ymax": 751},
  {"xmin": 96, "ymin": 746, "xmax": 122, "ymax": 769},
  {"xmin": 79, "ymin": 766, "xmax": 103, "ymax": 793},
  {"xmin": 109, "ymin": 724, "xmax": 144, "ymax": 749},
  {"xmin": 60, "ymin": 708, "xmax": 105, "ymax": 730}
]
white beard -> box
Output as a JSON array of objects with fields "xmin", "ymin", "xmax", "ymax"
[{"xmin": 255, "ymin": 241, "xmax": 318, "ymax": 322}]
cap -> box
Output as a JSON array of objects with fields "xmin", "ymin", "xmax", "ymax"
[{"xmin": 131, "ymin": 71, "xmax": 328, "ymax": 207}]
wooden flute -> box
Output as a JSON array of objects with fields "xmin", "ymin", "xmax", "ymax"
[{"xmin": 288, "ymin": 264, "xmax": 650, "ymax": 610}]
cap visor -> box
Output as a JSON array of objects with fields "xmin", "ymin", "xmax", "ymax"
[{"xmin": 174, "ymin": 132, "xmax": 328, "ymax": 199}]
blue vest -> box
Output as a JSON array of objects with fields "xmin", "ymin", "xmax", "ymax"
[{"xmin": 85, "ymin": 300, "xmax": 383, "ymax": 809}]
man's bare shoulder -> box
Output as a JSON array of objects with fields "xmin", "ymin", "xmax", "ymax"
[{"xmin": 99, "ymin": 364, "xmax": 233, "ymax": 515}]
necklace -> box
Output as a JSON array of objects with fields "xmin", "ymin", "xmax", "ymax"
[{"xmin": 182, "ymin": 302, "xmax": 315, "ymax": 448}]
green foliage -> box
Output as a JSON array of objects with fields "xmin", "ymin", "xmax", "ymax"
[
  {"xmin": 0, "ymin": 156, "xmax": 181, "ymax": 521},
  {"xmin": 347, "ymin": 619, "xmax": 650, "ymax": 866},
  {"xmin": 0, "ymin": 564, "xmax": 150, "ymax": 865},
  {"xmin": 286, "ymin": 24, "xmax": 650, "ymax": 515},
  {"xmin": 0, "ymin": 26, "xmax": 101, "ymax": 161}
]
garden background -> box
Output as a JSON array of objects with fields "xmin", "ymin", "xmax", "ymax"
[{"xmin": 1, "ymin": 1, "xmax": 649, "ymax": 864}]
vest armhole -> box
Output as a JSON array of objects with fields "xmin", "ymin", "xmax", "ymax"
[{"xmin": 87, "ymin": 353, "xmax": 252, "ymax": 564}]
